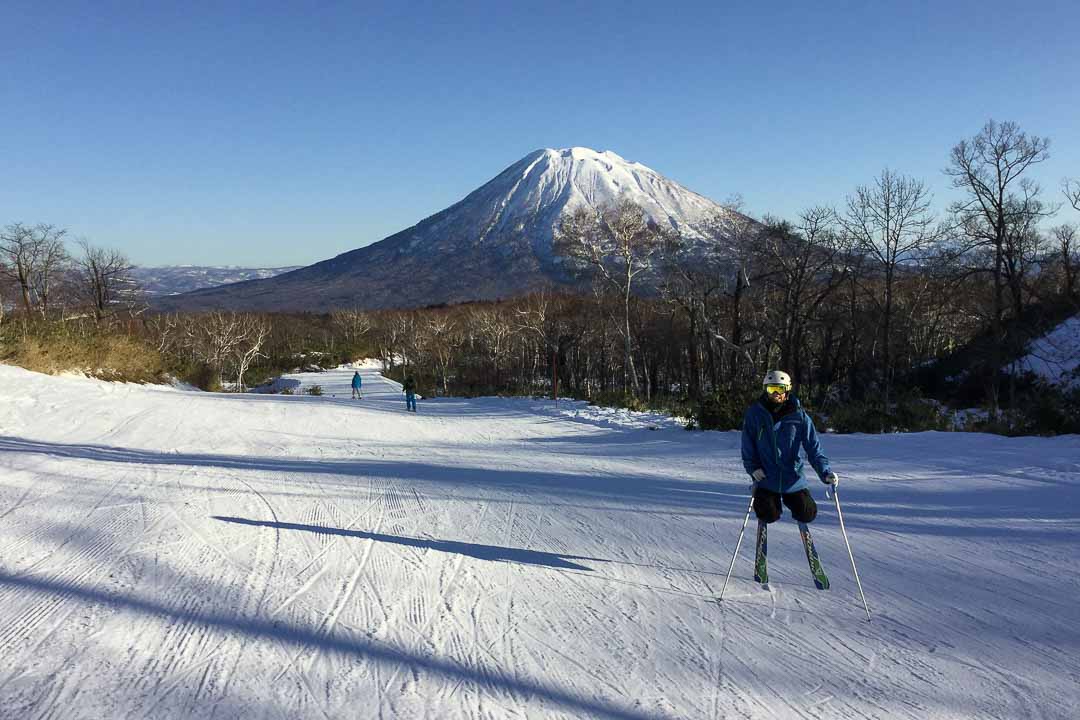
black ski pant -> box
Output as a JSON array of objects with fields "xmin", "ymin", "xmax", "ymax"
[{"xmin": 753, "ymin": 487, "xmax": 817, "ymax": 524}]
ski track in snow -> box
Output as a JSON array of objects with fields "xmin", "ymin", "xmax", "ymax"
[{"xmin": 0, "ymin": 363, "xmax": 1078, "ymax": 719}]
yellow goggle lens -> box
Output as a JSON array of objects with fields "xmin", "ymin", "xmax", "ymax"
[{"xmin": 765, "ymin": 384, "xmax": 790, "ymax": 394}]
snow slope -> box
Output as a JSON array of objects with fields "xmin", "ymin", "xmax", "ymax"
[
  {"xmin": 0, "ymin": 364, "xmax": 1077, "ymax": 719},
  {"xmin": 462, "ymin": 147, "xmax": 734, "ymax": 255},
  {"xmin": 1017, "ymin": 313, "xmax": 1080, "ymax": 388}
]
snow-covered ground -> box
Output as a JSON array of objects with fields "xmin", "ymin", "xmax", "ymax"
[
  {"xmin": 0, "ymin": 364, "xmax": 1077, "ymax": 719},
  {"xmin": 1018, "ymin": 313, "xmax": 1080, "ymax": 388}
]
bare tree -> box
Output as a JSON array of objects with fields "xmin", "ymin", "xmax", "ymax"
[
  {"xmin": 759, "ymin": 207, "xmax": 845, "ymax": 394},
  {"xmin": 330, "ymin": 308, "xmax": 373, "ymax": 348},
  {"xmin": 0, "ymin": 266, "xmax": 21, "ymax": 325},
  {"xmin": 1001, "ymin": 191, "xmax": 1052, "ymax": 316},
  {"xmin": 145, "ymin": 313, "xmax": 180, "ymax": 354},
  {"xmin": 1065, "ymin": 179, "xmax": 1080, "ymax": 212},
  {"xmin": 513, "ymin": 290, "xmax": 561, "ymax": 394},
  {"xmin": 712, "ymin": 206, "xmax": 766, "ymax": 389},
  {"xmin": 0, "ymin": 223, "xmax": 38, "ymax": 313},
  {"xmin": 232, "ymin": 315, "xmax": 271, "ymax": 390},
  {"xmin": 425, "ymin": 313, "xmax": 460, "ymax": 395},
  {"xmin": 555, "ymin": 200, "xmax": 667, "ymax": 396},
  {"xmin": 660, "ymin": 234, "xmax": 714, "ymax": 401},
  {"xmin": 397, "ymin": 312, "xmax": 421, "ymax": 372},
  {"xmin": 375, "ymin": 311, "xmax": 410, "ymax": 372},
  {"xmin": 31, "ymin": 232, "xmax": 71, "ymax": 318},
  {"xmin": 945, "ymin": 120, "xmax": 1050, "ymax": 417},
  {"xmin": 842, "ymin": 170, "xmax": 937, "ymax": 412},
  {"xmin": 188, "ymin": 311, "xmax": 246, "ymax": 388},
  {"xmin": 472, "ymin": 307, "xmax": 513, "ymax": 387},
  {"xmin": 1052, "ymin": 224, "xmax": 1077, "ymax": 300},
  {"xmin": 73, "ymin": 239, "xmax": 136, "ymax": 321},
  {"xmin": 0, "ymin": 222, "xmax": 70, "ymax": 316},
  {"xmin": 661, "ymin": 204, "xmax": 759, "ymax": 399}
]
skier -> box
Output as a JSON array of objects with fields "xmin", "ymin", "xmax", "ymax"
[
  {"xmin": 351, "ymin": 371, "xmax": 363, "ymax": 399},
  {"xmin": 402, "ymin": 375, "xmax": 417, "ymax": 412},
  {"xmin": 740, "ymin": 370, "xmax": 838, "ymax": 587}
]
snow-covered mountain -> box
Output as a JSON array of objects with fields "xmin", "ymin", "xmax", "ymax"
[
  {"xmin": 156, "ymin": 148, "xmax": 748, "ymax": 312},
  {"xmin": 132, "ymin": 265, "xmax": 303, "ymax": 296}
]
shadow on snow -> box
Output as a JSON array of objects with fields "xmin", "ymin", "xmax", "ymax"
[
  {"xmin": 212, "ymin": 515, "xmax": 604, "ymax": 571},
  {"xmin": 0, "ymin": 570, "xmax": 662, "ymax": 720},
  {"xmin": 0, "ymin": 435, "xmax": 744, "ymax": 517}
]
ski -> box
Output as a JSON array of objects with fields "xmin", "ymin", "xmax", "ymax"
[
  {"xmin": 798, "ymin": 521, "xmax": 830, "ymax": 590},
  {"xmin": 753, "ymin": 520, "xmax": 769, "ymax": 587}
]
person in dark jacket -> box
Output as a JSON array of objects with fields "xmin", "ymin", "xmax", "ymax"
[
  {"xmin": 741, "ymin": 370, "xmax": 838, "ymax": 525},
  {"xmin": 351, "ymin": 371, "xmax": 363, "ymax": 399},
  {"xmin": 402, "ymin": 375, "xmax": 417, "ymax": 412}
]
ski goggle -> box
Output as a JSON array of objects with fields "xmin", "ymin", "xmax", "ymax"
[{"xmin": 764, "ymin": 384, "xmax": 790, "ymax": 395}]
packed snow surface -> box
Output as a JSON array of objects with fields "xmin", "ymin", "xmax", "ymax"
[{"xmin": 0, "ymin": 364, "xmax": 1077, "ymax": 719}]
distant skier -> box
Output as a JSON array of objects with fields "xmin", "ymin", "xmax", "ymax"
[
  {"xmin": 351, "ymin": 371, "xmax": 363, "ymax": 399},
  {"xmin": 402, "ymin": 375, "xmax": 417, "ymax": 412},
  {"xmin": 740, "ymin": 370, "xmax": 838, "ymax": 588}
]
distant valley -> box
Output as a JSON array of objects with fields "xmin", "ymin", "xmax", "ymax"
[{"xmin": 132, "ymin": 265, "xmax": 302, "ymax": 296}]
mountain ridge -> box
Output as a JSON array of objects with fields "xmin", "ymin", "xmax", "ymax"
[{"xmin": 132, "ymin": 265, "xmax": 303, "ymax": 296}]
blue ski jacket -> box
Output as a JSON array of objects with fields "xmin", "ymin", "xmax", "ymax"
[
  {"xmin": 740, "ymin": 395, "xmax": 831, "ymax": 494},
  {"xmin": 351, "ymin": 373, "xmax": 362, "ymax": 389}
]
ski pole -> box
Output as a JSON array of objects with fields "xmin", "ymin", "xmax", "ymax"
[
  {"xmin": 719, "ymin": 486, "xmax": 756, "ymax": 601},
  {"xmin": 829, "ymin": 485, "xmax": 871, "ymax": 621}
]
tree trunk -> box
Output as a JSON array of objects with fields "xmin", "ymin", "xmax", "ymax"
[
  {"xmin": 623, "ymin": 283, "xmax": 641, "ymax": 397},
  {"xmin": 729, "ymin": 269, "xmax": 744, "ymax": 389},
  {"xmin": 687, "ymin": 309, "xmax": 700, "ymax": 402},
  {"xmin": 882, "ymin": 266, "xmax": 894, "ymax": 417},
  {"xmin": 988, "ymin": 230, "xmax": 1004, "ymax": 420}
]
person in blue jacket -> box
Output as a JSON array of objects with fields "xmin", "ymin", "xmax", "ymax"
[
  {"xmin": 741, "ymin": 370, "xmax": 838, "ymax": 525},
  {"xmin": 351, "ymin": 371, "xmax": 363, "ymax": 399},
  {"xmin": 402, "ymin": 375, "xmax": 417, "ymax": 412}
]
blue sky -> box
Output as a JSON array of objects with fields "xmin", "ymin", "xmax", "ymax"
[{"xmin": 2, "ymin": 0, "xmax": 1078, "ymax": 266}]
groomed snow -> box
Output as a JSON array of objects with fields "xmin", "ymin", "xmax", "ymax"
[{"xmin": 0, "ymin": 363, "xmax": 1077, "ymax": 719}]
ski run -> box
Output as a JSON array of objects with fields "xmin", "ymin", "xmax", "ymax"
[{"xmin": 0, "ymin": 362, "xmax": 1077, "ymax": 720}]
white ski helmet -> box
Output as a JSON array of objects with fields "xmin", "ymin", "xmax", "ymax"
[{"xmin": 762, "ymin": 370, "xmax": 792, "ymax": 389}]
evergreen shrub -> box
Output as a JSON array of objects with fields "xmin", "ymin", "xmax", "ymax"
[
  {"xmin": 828, "ymin": 394, "xmax": 949, "ymax": 433},
  {"xmin": 687, "ymin": 392, "xmax": 753, "ymax": 431}
]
